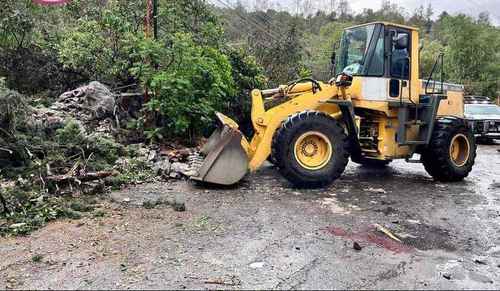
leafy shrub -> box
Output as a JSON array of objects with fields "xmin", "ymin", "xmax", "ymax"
[{"xmin": 132, "ymin": 33, "xmax": 236, "ymax": 139}]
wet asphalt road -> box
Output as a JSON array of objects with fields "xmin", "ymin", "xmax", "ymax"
[{"xmin": 1, "ymin": 144, "xmax": 499, "ymax": 290}]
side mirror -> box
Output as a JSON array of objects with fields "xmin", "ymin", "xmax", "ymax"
[{"xmin": 394, "ymin": 34, "xmax": 409, "ymax": 50}]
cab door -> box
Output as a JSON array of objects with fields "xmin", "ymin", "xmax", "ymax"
[{"xmin": 386, "ymin": 27, "xmax": 412, "ymax": 102}]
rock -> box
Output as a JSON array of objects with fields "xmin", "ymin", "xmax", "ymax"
[
  {"xmin": 81, "ymin": 181, "xmax": 105, "ymax": 195},
  {"xmin": 147, "ymin": 150, "xmax": 158, "ymax": 162},
  {"xmin": 171, "ymin": 162, "xmax": 190, "ymax": 173},
  {"xmin": 9, "ymin": 223, "xmax": 27, "ymax": 229},
  {"xmin": 58, "ymin": 81, "xmax": 116, "ymax": 120},
  {"xmin": 136, "ymin": 147, "xmax": 151, "ymax": 162},
  {"xmin": 365, "ymin": 187, "xmax": 387, "ymax": 194},
  {"xmin": 249, "ymin": 262, "xmax": 265, "ymax": 269},
  {"xmin": 172, "ymin": 193, "xmax": 186, "ymax": 212},
  {"xmin": 474, "ymin": 258, "xmax": 488, "ymax": 265},
  {"xmin": 171, "ymin": 162, "xmax": 194, "ymax": 177},
  {"xmin": 169, "ymin": 172, "xmax": 181, "ymax": 179},
  {"xmin": 468, "ymin": 272, "xmax": 493, "ymax": 284},
  {"xmin": 154, "ymin": 159, "xmax": 171, "ymax": 176},
  {"xmin": 353, "ymin": 242, "xmax": 363, "ymax": 251},
  {"xmin": 166, "ymin": 148, "xmax": 192, "ymax": 162},
  {"xmin": 442, "ymin": 273, "xmax": 452, "ymax": 280}
]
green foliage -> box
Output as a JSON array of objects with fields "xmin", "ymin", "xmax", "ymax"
[
  {"xmin": 55, "ymin": 120, "xmax": 85, "ymax": 144},
  {"xmin": 58, "ymin": 20, "xmax": 112, "ymax": 81},
  {"xmin": 158, "ymin": 0, "xmax": 223, "ymax": 47},
  {"xmin": 304, "ymin": 21, "xmax": 353, "ymax": 80},
  {"xmin": 420, "ymin": 39, "xmax": 445, "ymax": 79},
  {"xmin": 0, "ymin": 80, "xmax": 28, "ymax": 133},
  {"xmin": 0, "ymin": 183, "xmax": 100, "ymax": 236},
  {"xmin": 58, "ymin": 5, "xmax": 142, "ymax": 83},
  {"xmin": 0, "ymin": 0, "xmax": 36, "ymax": 50},
  {"xmin": 108, "ymin": 158, "xmax": 155, "ymax": 190},
  {"xmin": 437, "ymin": 14, "xmax": 500, "ymax": 96},
  {"xmin": 131, "ymin": 33, "xmax": 236, "ymax": 138},
  {"xmin": 225, "ymin": 49, "xmax": 266, "ymax": 134},
  {"xmin": 32, "ymin": 254, "xmax": 44, "ymax": 263}
]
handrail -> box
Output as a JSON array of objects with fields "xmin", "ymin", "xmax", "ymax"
[{"xmin": 425, "ymin": 53, "xmax": 445, "ymax": 95}]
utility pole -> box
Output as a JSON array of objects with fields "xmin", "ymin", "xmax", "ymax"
[
  {"xmin": 144, "ymin": 0, "xmax": 159, "ymax": 103},
  {"xmin": 145, "ymin": 0, "xmax": 158, "ymax": 39},
  {"xmin": 153, "ymin": 0, "xmax": 158, "ymax": 40},
  {"xmin": 330, "ymin": 0, "xmax": 336, "ymax": 14}
]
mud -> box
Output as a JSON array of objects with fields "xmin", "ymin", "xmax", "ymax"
[{"xmin": 1, "ymin": 144, "xmax": 499, "ymax": 289}]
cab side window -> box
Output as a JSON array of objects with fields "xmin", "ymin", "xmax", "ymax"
[
  {"xmin": 367, "ymin": 32, "xmax": 384, "ymax": 76},
  {"xmin": 390, "ymin": 32, "xmax": 410, "ymax": 79}
]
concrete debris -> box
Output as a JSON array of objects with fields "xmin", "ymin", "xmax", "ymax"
[
  {"xmin": 407, "ymin": 219, "xmax": 422, "ymax": 225},
  {"xmin": 365, "ymin": 188, "xmax": 387, "ymax": 194},
  {"xmin": 32, "ymin": 81, "xmax": 117, "ymax": 136},
  {"xmin": 171, "ymin": 162, "xmax": 198, "ymax": 177},
  {"xmin": 249, "ymin": 262, "xmax": 265, "ymax": 269},
  {"xmin": 153, "ymin": 159, "xmax": 171, "ymax": 176},
  {"xmin": 9, "ymin": 223, "xmax": 27, "ymax": 229},
  {"xmin": 204, "ymin": 276, "xmax": 241, "ymax": 286},
  {"xmin": 468, "ymin": 272, "xmax": 494, "ymax": 284},
  {"xmin": 58, "ymin": 81, "xmax": 116, "ymax": 120},
  {"xmin": 172, "ymin": 193, "xmax": 186, "ymax": 212},
  {"xmin": 29, "ymin": 82, "xmax": 201, "ymax": 186}
]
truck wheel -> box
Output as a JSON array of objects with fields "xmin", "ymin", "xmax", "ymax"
[
  {"xmin": 273, "ymin": 111, "xmax": 350, "ymax": 188},
  {"xmin": 422, "ymin": 117, "xmax": 477, "ymax": 182},
  {"xmin": 353, "ymin": 158, "xmax": 392, "ymax": 168}
]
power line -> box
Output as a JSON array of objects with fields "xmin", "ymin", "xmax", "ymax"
[{"xmin": 210, "ymin": 0, "xmax": 284, "ymax": 43}]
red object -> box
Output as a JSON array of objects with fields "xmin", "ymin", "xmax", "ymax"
[
  {"xmin": 33, "ymin": 0, "xmax": 70, "ymax": 5},
  {"xmin": 325, "ymin": 225, "xmax": 414, "ymax": 254}
]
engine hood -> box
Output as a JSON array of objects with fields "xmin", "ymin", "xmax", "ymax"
[{"xmin": 465, "ymin": 114, "xmax": 500, "ymax": 121}]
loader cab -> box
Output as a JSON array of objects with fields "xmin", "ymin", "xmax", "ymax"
[{"xmin": 336, "ymin": 22, "xmax": 419, "ymax": 103}]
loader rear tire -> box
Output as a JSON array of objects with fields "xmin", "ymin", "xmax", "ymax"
[
  {"xmin": 422, "ymin": 117, "xmax": 476, "ymax": 182},
  {"xmin": 273, "ymin": 111, "xmax": 349, "ymax": 188}
]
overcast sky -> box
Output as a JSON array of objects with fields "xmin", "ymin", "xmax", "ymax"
[{"xmin": 226, "ymin": 0, "xmax": 500, "ymax": 25}]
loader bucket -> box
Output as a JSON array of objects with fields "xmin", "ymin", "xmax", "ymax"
[{"xmin": 190, "ymin": 114, "xmax": 249, "ymax": 185}]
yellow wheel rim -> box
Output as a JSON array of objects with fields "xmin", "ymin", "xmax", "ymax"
[
  {"xmin": 294, "ymin": 131, "xmax": 333, "ymax": 170},
  {"xmin": 449, "ymin": 134, "xmax": 470, "ymax": 167}
]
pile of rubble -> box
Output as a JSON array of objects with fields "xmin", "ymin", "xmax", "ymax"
[
  {"xmin": 33, "ymin": 81, "xmax": 117, "ymax": 134},
  {"xmin": 135, "ymin": 145, "xmax": 200, "ymax": 180},
  {"xmin": 32, "ymin": 81, "xmax": 201, "ymax": 185}
]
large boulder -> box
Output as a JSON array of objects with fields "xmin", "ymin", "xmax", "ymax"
[{"xmin": 55, "ymin": 81, "xmax": 116, "ymax": 120}]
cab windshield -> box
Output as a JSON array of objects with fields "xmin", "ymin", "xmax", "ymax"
[{"xmin": 337, "ymin": 24, "xmax": 378, "ymax": 75}]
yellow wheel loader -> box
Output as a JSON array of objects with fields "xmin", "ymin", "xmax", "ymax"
[{"xmin": 191, "ymin": 22, "xmax": 477, "ymax": 187}]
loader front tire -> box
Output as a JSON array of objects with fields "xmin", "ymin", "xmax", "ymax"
[
  {"xmin": 273, "ymin": 111, "xmax": 349, "ymax": 188},
  {"xmin": 422, "ymin": 117, "xmax": 476, "ymax": 182}
]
